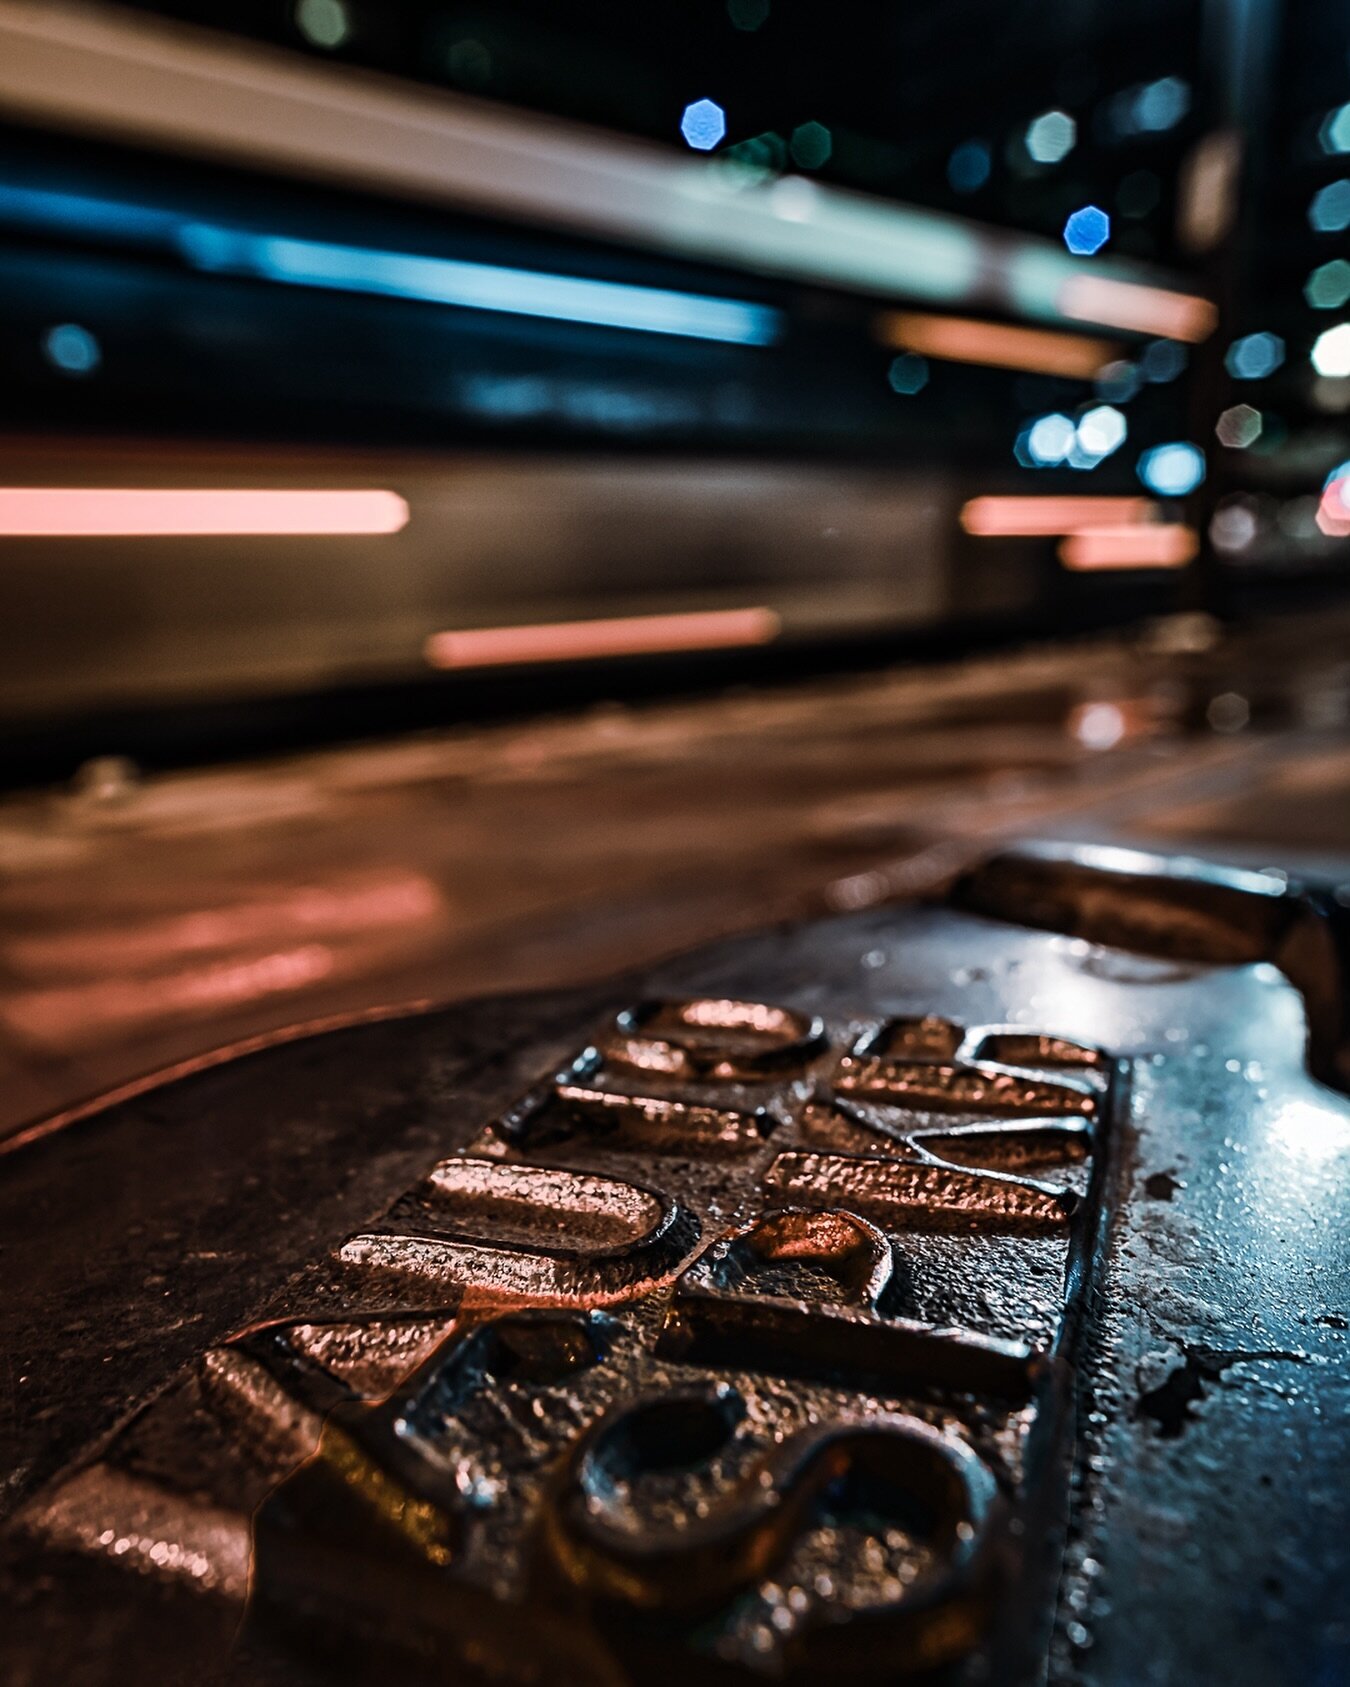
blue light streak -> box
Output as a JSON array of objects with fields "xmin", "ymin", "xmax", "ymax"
[
  {"xmin": 181, "ymin": 227, "xmax": 778, "ymax": 344},
  {"xmin": 0, "ymin": 181, "xmax": 181, "ymax": 244},
  {"xmin": 0, "ymin": 181, "xmax": 780, "ymax": 347}
]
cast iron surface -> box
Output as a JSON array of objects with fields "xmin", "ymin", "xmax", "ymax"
[{"xmin": 0, "ymin": 850, "xmax": 1347, "ymax": 1684}]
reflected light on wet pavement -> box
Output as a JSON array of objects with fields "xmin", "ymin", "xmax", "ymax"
[{"xmin": 2, "ymin": 616, "xmax": 1350, "ymax": 1134}]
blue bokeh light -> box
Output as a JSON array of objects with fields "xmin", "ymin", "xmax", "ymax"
[
  {"xmin": 1027, "ymin": 413, "xmax": 1077, "ymax": 465},
  {"xmin": 43, "ymin": 322, "xmax": 101, "ymax": 375},
  {"xmin": 1309, "ymin": 179, "xmax": 1350, "ymax": 234},
  {"xmin": 947, "ymin": 140, "xmax": 991, "ymax": 193},
  {"xmin": 681, "ymin": 99, "xmax": 728, "ymax": 151},
  {"xmin": 1320, "ymin": 103, "xmax": 1350, "ymax": 156},
  {"xmin": 1095, "ymin": 360, "xmax": 1141, "ymax": 402},
  {"xmin": 1224, "ymin": 331, "xmax": 1284, "ymax": 381},
  {"xmin": 1141, "ymin": 339, "xmax": 1187, "ymax": 383},
  {"xmin": 1306, "ymin": 259, "xmax": 1350, "ymax": 310},
  {"xmin": 1063, "ymin": 204, "xmax": 1110, "ymax": 255},
  {"xmin": 1132, "ymin": 76, "xmax": 1190, "ymax": 133},
  {"xmin": 1138, "ymin": 441, "xmax": 1205, "ymax": 496},
  {"xmin": 887, "ymin": 353, "xmax": 929, "ymax": 395}
]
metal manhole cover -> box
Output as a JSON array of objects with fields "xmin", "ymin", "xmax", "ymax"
[{"xmin": 1, "ymin": 847, "xmax": 1347, "ymax": 1685}]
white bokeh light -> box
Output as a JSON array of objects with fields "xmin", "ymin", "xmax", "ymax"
[
  {"xmin": 1311, "ymin": 323, "xmax": 1350, "ymax": 378},
  {"xmin": 1027, "ymin": 413, "xmax": 1077, "ymax": 465},
  {"xmin": 1026, "ymin": 110, "xmax": 1077, "ymax": 164}
]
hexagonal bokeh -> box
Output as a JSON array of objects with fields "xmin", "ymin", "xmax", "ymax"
[
  {"xmin": 1063, "ymin": 204, "xmax": 1111, "ymax": 254},
  {"xmin": 1216, "ymin": 404, "xmax": 1263, "ymax": 449}
]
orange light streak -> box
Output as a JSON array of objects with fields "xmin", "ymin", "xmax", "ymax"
[
  {"xmin": 0, "ymin": 487, "xmax": 409, "ymax": 536},
  {"xmin": 1059, "ymin": 525, "xmax": 1198, "ymax": 570},
  {"xmin": 0, "ymin": 944, "xmax": 337, "ymax": 1050},
  {"xmin": 7, "ymin": 870, "xmax": 443, "ymax": 976},
  {"xmin": 961, "ymin": 496, "xmax": 1157, "ymax": 536},
  {"xmin": 1057, "ymin": 275, "xmax": 1217, "ymax": 343},
  {"xmin": 424, "ymin": 607, "xmax": 781, "ymax": 669},
  {"xmin": 879, "ymin": 312, "xmax": 1115, "ymax": 377}
]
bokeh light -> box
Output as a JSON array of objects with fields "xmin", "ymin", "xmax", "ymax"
[
  {"xmin": 680, "ymin": 99, "xmax": 727, "ymax": 151},
  {"xmin": 445, "ymin": 38, "xmax": 492, "ymax": 86},
  {"xmin": 1317, "ymin": 463, "xmax": 1350, "ymax": 536},
  {"xmin": 1027, "ymin": 413, "xmax": 1077, "ymax": 465},
  {"xmin": 1210, "ymin": 495, "xmax": 1260, "ymax": 553},
  {"xmin": 1140, "ymin": 339, "xmax": 1187, "ymax": 383},
  {"xmin": 1309, "ymin": 179, "xmax": 1350, "ymax": 233},
  {"xmin": 1138, "ymin": 441, "xmax": 1205, "ymax": 495},
  {"xmin": 1320, "ymin": 103, "xmax": 1350, "ymax": 156},
  {"xmin": 1076, "ymin": 404, "xmax": 1128, "ymax": 460},
  {"xmin": 1216, "ymin": 404, "xmax": 1263, "ymax": 448},
  {"xmin": 790, "ymin": 122, "xmax": 832, "ymax": 169},
  {"xmin": 727, "ymin": 0, "xmax": 770, "ymax": 29},
  {"xmin": 1224, "ymin": 331, "xmax": 1284, "ymax": 380},
  {"xmin": 1311, "ymin": 324, "xmax": 1350, "ymax": 378},
  {"xmin": 1207, "ymin": 692, "xmax": 1250, "ymax": 733},
  {"xmin": 1278, "ymin": 496, "xmax": 1321, "ymax": 538},
  {"xmin": 295, "ymin": 0, "xmax": 350, "ymax": 49},
  {"xmin": 717, "ymin": 131, "xmax": 787, "ymax": 182},
  {"xmin": 42, "ymin": 322, "xmax": 101, "ymax": 376},
  {"xmin": 1095, "ymin": 360, "xmax": 1141, "ymax": 402},
  {"xmin": 1305, "ymin": 259, "xmax": 1350, "ymax": 310},
  {"xmin": 1072, "ymin": 702, "xmax": 1127, "ymax": 750},
  {"xmin": 886, "ymin": 353, "xmax": 928, "ymax": 395},
  {"xmin": 1131, "ymin": 76, "xmax": 1191, "ymax": 133},
  {"xmin": 1064, "ymin": 205, "xmax": 1110, "ymax": 255},
  {"xmin": 1312, "ymin": 380, "xmax": 1350, "ymax": 412},
  {"xmin": 947, "ymin": 140, "xmax": 991, "ymax": 193},
  {"xmin": 1025, "ymin": 110, "xmax": 1077, "ymax": 164},
  {"xmin": 1104, "ymin": 76, "xmax": 1191, "ymax": 139}
]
